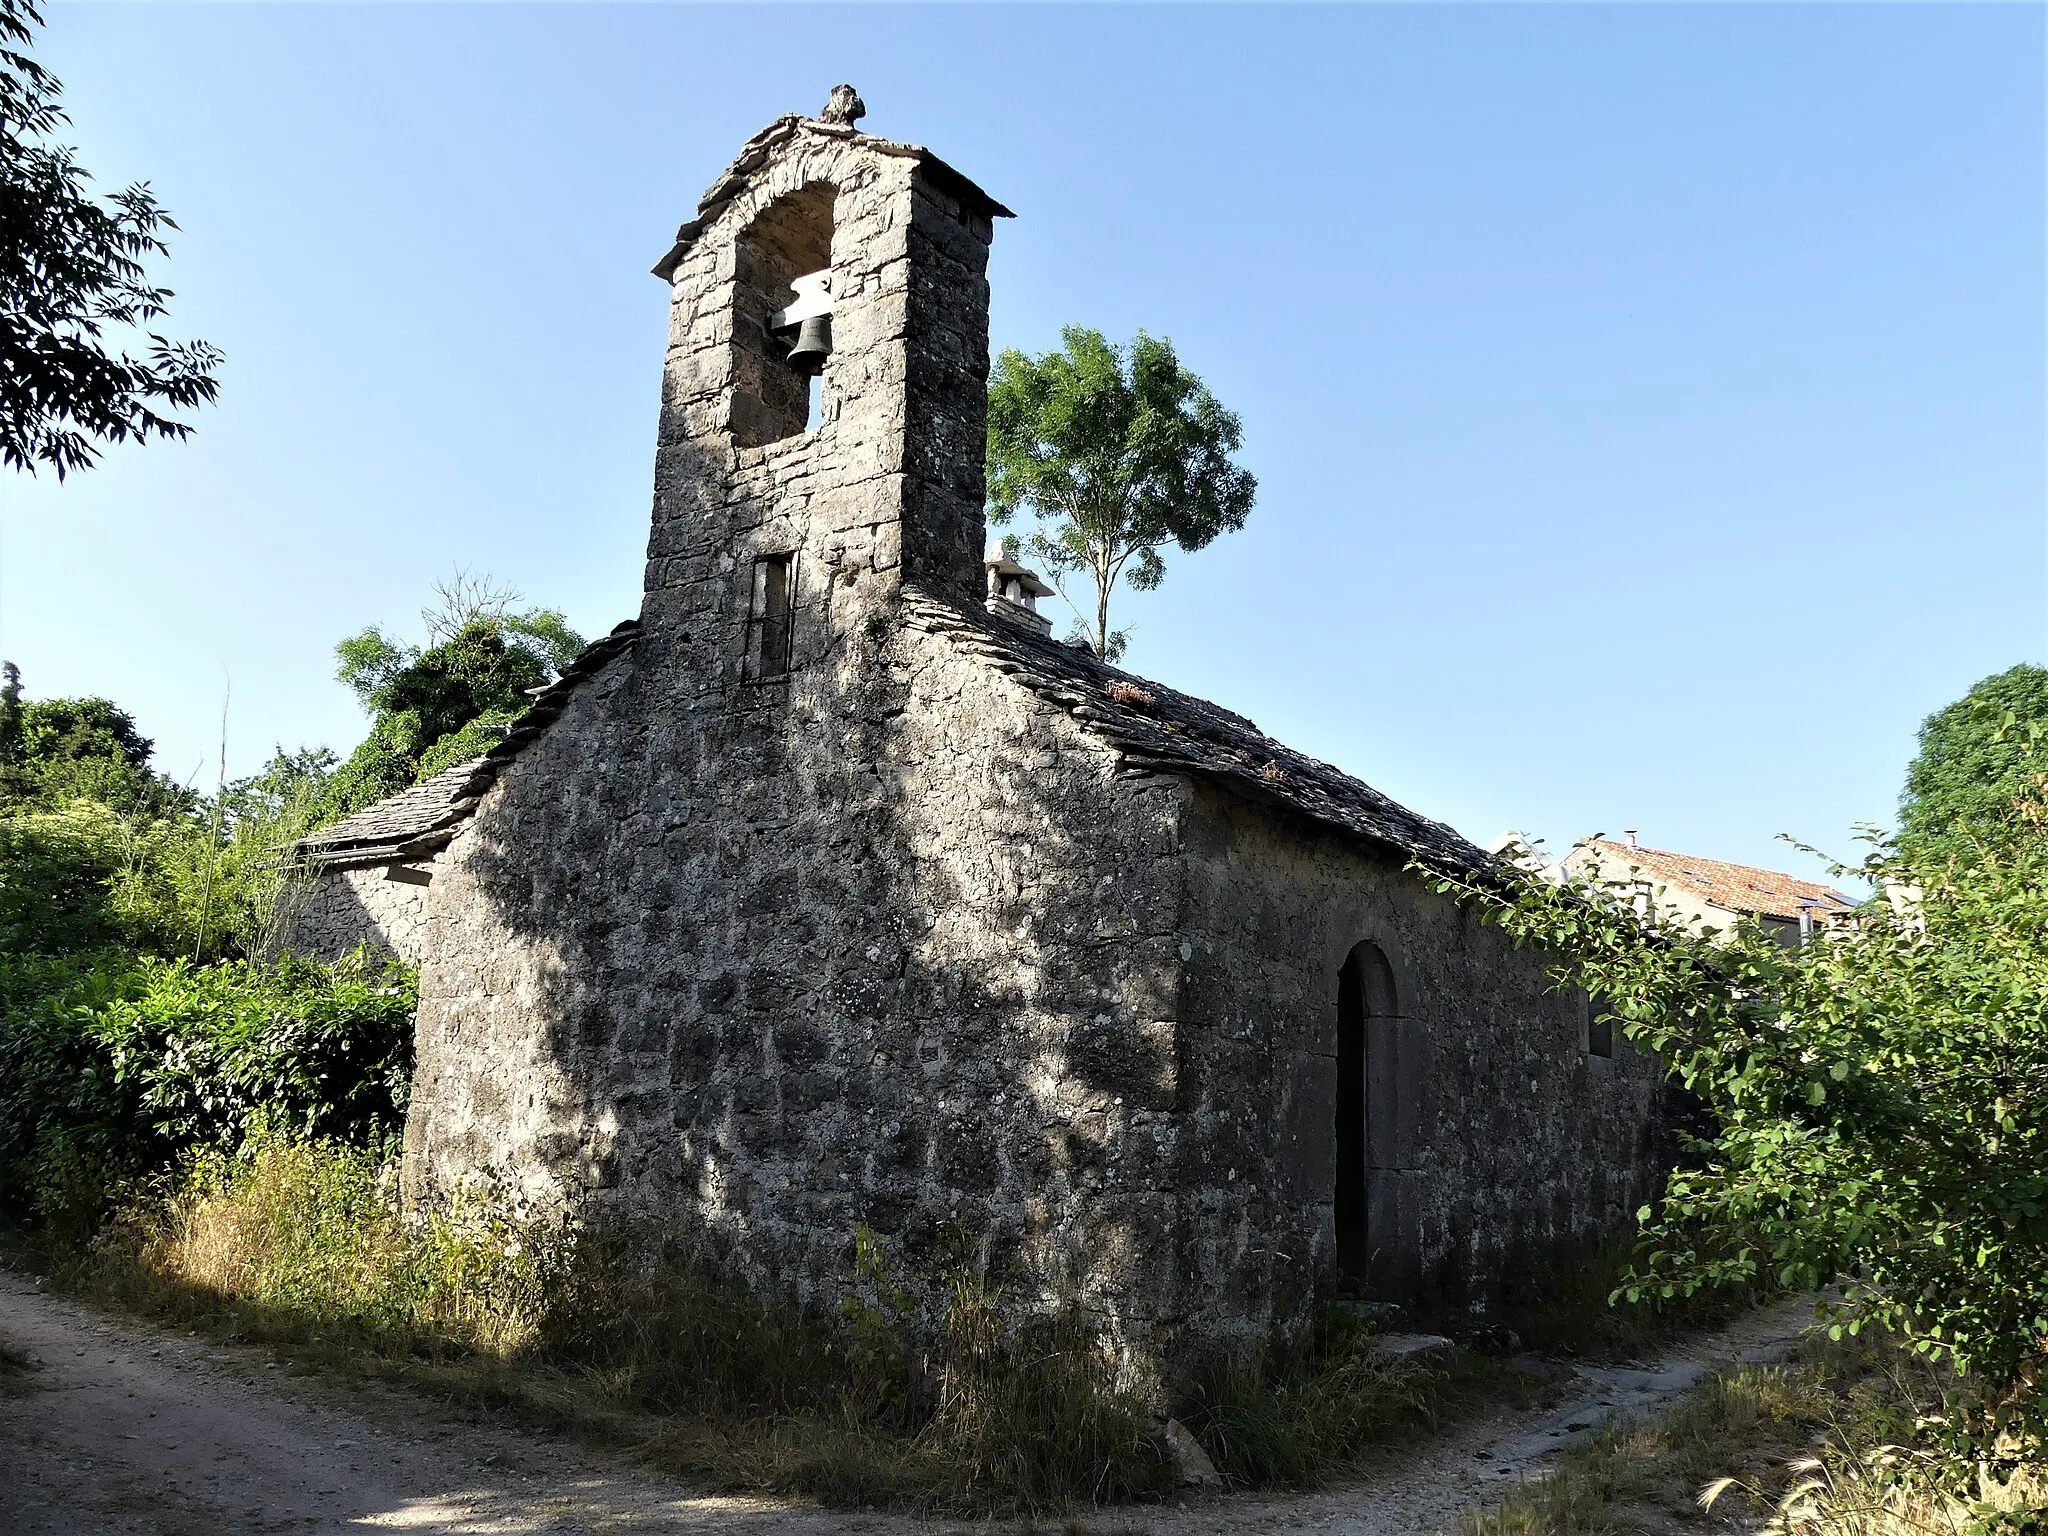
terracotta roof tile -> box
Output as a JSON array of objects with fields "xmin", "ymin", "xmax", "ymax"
[{"xmin": 1585, "ymin": 838, "xmax": 1854, "ymax": 921}]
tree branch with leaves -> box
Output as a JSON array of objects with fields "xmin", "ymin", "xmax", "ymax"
[
  {"xmin": 0, "ymin": 0, "xmax": 221, "ymax": 478},
  {"xmin": 985, "ymin": 327, "xmax": 1254, "ymax": 663}
]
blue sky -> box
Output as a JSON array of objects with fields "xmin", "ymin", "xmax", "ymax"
[{"xmin": 3, "ymin": 3, "xmax": 2041, "ymax": 886}]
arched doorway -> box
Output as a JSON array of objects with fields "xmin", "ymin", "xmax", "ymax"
[{"xmin": 1335, "ymin": 940, "xmax": 1420, "ymax": 1292}]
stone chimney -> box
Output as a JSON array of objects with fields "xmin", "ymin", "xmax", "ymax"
[{"xmin": 984, "ymin": 545, "xmax": 1055, "ymax": 638}]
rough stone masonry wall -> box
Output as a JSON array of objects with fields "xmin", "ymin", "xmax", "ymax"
[
  {"xmin": 399, "ymin": 125, "xmax": 1222, "ymax": 1364},
  {"xmin": 404, "ymin": 616, "xmax": 1201, "ymax": 1364},
  {"xmin": 280, "ymin": 863, "xmax": 435, "ymax": 964},
  {"xmin": 1174, "ymin": 784, "xmax": 1672, "ymax": 1327}
]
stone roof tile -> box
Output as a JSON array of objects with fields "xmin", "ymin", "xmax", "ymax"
[
  {"xmin": 900, "ymin": 591, "xmax": 1490, "ymax": 875},
  {"xmin": 293, "ymin": 621, "xmax": 642, "ymax": 868}
]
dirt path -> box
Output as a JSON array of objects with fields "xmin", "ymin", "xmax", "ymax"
[{"xmin": 0, "ymin": 1268, "xmax": 1810, "ymax": 1535}]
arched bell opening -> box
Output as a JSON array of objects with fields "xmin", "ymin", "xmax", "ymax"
[{"xmin": 729, "ymin": 183, "xmax": 837, "ymax": 448}]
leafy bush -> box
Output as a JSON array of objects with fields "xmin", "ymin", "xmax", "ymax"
[
  {"xmin": 325, "ymin": 576, "xmax": 582, "ymax": 820},
  {"xmin": 1426, "ymin": 827, "xmax": 2048, "ymax": 1450},
  {"xmin": 0, "ymin": 949, "xmax": 416, "ymax": 1227},
  {"xmin": 0, "ymin": 803, "xmax": 128, "ymax": 951},
  {"xmin": 414, "ymin": 707, "xmax": 517, "ymax": 780}
]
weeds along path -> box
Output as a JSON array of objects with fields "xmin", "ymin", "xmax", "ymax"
[
  {"xmin": 0, "ymin": 1265, "xmax": 1811, "ymax": 1536},
  {"xmin": 1153, "ymin": 1296, "xmax": 1814, "ymax": 1536}
]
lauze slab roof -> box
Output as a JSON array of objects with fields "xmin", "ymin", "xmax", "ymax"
[{"xmin": 295, "ymin": 598, "xmax": 1491, "ymax": 878}]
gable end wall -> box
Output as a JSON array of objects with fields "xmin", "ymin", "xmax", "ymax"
[{"xmin": 401, "ymin": 619, "xmax": 1206, "ymax": 1364}]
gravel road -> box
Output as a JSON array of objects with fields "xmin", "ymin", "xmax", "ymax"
[{"xmin": 0, "ymin": 1268, "xmax": 1809, "ymax": 1535}]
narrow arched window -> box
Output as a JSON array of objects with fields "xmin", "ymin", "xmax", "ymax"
[{"xmin": 1335, "ymin": 940, "xmax": 1399, "ymax": 1284}]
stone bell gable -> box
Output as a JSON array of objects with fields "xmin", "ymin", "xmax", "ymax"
[{"xmin": 641, "ymin": 107, "xmax": 1013, "ymax": 684}]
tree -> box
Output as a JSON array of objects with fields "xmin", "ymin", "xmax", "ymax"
[
  {"xmin": 1899, "ymin": 663, "xmax": 2048, "ymax": 862},
  {"xmin": 0, "ymin": 681, "xmax": 188, "ymax": 814},
  {"xmin": 986, "ymin": 326, "xmax": 1255, "ymax": 662},
  {"xmin": 325, "ymin": 573, "xmax": 584, "ymax": 819},
  {"xmin": 1, "ymin": 0, "xmax": 221, "ymax": 478},
  {"xmin": 1433, "ymin": 812, "xmax": 2048, "ymax": 1455}
]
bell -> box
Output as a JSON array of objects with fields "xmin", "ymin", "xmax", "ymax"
[{"xmin": 785, "ymin": 314, "xmax": 832, "ymax": 376}]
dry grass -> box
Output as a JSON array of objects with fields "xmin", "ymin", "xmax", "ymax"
[
  {"xmin": 1448, "ymin": 1333, "xmax": 2032, "ymax": 1536},
  {"xmin": 1711, "ymin": 1442, "xmax": 2048, "ymax": 1535},
  {"xmin": 1457, "ymin": 1361, "xmax": 1845, "ymax": 1534},
  {"xmin": 48, "ymin": 1141, "xmax": 1174, "ymax": 1514},
  {"xmin": 22, "ymin": 1139, "xmax": 1609, "ymax": 1516}
]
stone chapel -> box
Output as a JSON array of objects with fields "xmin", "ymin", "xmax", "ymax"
[{"xmin": 286, "ymin": 93, "xmax": 1674, "ymax": 1372}]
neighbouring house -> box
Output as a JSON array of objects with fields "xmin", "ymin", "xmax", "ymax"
[
  {"xmin": 1523, "ymin": 832, "xmax": 1858, "ymax": 946},
  {"xmin": 284, "ymin": 92, "xmax": 1676, "ymax": 1381}
]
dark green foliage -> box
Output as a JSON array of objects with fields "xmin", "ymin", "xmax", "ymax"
[
  {"xmin": 987, "ymin": 326, "xmax": 1255, "ymax": 661},
  {"xmin": 0, "ymin": 668, "xmax": 325, "ymax": 961},
  {"xmin": 320, "ymin": 709, "xmax": 429, "ymax": 819},
  {"xmin": 0, "ymin": 659, "xmax": 24, "ymax": 782},
  {"xmin": 0, "ymin": 684, "xmax": 189, "ymax": 815},
  {"xmin": 0, "ymin": 949, "xmax": 416, "ymax": 1228},
  {"xmin": 0, "ymin": 803, "xmax": 127, "ymax": 952},
  {"xmin": 0, "ymin": 0, "xmax": 221, "ymax": 477},
  {"xmin": 414, "ymin": 707, "xmax": 520, "ymax": 781},
  {"xmin": 17, "ymin": 692, "xmax": 150, "ymax": 767},
  {"xmin": 221, "ymin": 746, "xmax": 335, "ymax": 827},
  {"xmin": 1900, "ymin": 663, "xmax": 2048, "ymax": 861},
  {"xmin": 325, "ymin": 580, "xmax": 583, "ymax": 820}
]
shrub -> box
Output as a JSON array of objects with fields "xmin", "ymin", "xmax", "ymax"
[
  {"xmin": 0, "ymin": 803, "xmax": 129, "ymax": 951},
  {"xmin": 0, "ymin": 949, "xmax": 415, "ymax": 1227},
  {"xmin": 1426, "ymin": 828, "xmax": 2048, "ymax": 1452}
]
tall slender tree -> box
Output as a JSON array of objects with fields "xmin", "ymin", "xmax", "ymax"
[{"xmin": 986, "ymin": 327, "xmax": 1255, "ymax": 662}]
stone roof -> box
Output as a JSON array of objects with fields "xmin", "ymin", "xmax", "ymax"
[
  {"xmin": 652, "ymin": 114, "xmax": 1014, "ymax": 280},
  {"xmin": 292, "ymin": 621, "xmax": 642, "ymax": 869},
  {"xmin": 297, "ymin": 596, "xmax": 1489, "ymax": 878},
  {"xmin": 1580, "ymin": 838, "xmax": 1855, "ymax": 922},
  {"xmin": 901, "ymin": 591, "xmax": 1491, "ymax": 875},
  {"xmin": 293, "ymin": 758, "xmax": 487, "ymax": 867}
]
